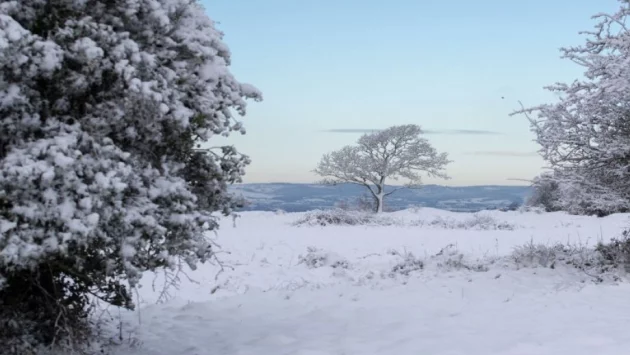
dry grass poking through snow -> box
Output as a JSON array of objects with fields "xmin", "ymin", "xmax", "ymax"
[
  {"xmin": 285, "ymin": 209, "xmax": 630, "ymax": 284},
  {"xmin": 292, "ymin": 209, "xmax": 398, "ymax": 227},
  {"xmin": 293, "ymin": 209, "xmax": 518, "ymax": 230},
  {"xmin": 294, "ymin": 239, "xmax": 630, "ymax": 285}
]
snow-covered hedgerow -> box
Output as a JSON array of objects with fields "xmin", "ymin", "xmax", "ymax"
[
  {"xmin": 293, "ymin": 209, "xmax": 399, "ymax": 227},
  {"xmin": 0, "ymin": 0, "xmax": 260, "ymax": 353}
]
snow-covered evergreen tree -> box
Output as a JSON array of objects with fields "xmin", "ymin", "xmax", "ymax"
[
  {"xmin": 0, "ymin": 0, "xmax": 260, "ymax": 351},
  {"xmin": 515, "ymin": 0, "xmax": 630, "ymax": 215}
]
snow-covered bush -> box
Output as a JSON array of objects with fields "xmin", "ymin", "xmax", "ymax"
[
  {"xmin": 526, "ymin": 173, "xmax": 562, "ymax": 212},
  {"xmin": 512, "ymin": 240, "xmax": 598, "ymax": 271},
  {"xmin": 595, "ymin": 234, "xmax": 630, "ymax": 273},
  {"xmin": 427, "ymin": 214, "xmax": 516, "ymax": 230},
  {"xmin": 298, "ymin": 247, "xmax": 349, "ymax": 269},
  {"xmin": 512, "ymin": 236, "xmax": 630, "ymax": 281},
  {"xmin": 389, "ymin": 249, "xmax": 424, "ymax": 277},
  {"xmin": 407, "ymin": 205, "xmax": 424, "ymax": 213},
  {"xmin": 431, "ymin": 244, "xmax": 490, "ymax": 272},
  {"xmin": 293, "ymin": 209, "xmax": 398, "ymax": 227},
  {"xmin": 499, "ymin": 202, "xmax": 521, "ymax": 212},
  {"xmin": 334, "ymin": 194, "xmax": 376, "ymax": 213},
  {"xmin": 518, "ymin": 205, "xmax": 546, "ymax": 215},
  {"xmin": 0, "ymin": 0, "xmax": 260, "ymax": 352},
  {"xmin": 528, "ymin": 173, "xmax": 621, "ymax": 216}
]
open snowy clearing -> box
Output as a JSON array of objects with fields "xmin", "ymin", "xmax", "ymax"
[{"xmin": 109, "ymin": 209, "xmax": 630, "ymax": 355}]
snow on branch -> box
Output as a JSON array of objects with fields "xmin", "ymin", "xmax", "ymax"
[{"xmin": 512, "ymin": 1, "xmax": 630, "ymax": 214}]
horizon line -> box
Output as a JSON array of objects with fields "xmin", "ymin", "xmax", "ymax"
[{"xmin": 233, "ymin": 182, "xmax": 531, "ymax": 187}]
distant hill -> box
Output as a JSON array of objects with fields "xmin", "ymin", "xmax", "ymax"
[{"xmin": 230, "ymin": 183, "xmax": 531, "ymax": 212}]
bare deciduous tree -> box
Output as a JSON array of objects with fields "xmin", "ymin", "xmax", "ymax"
[{"xmin": 314, "ymin": 125, "xmax": 450, "ymax": 213}]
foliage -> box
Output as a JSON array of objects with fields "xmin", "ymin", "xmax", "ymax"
[
  {"xmin": 526, "ymin": 173, "xmax": 562, "ymax": 212},
  {"xmin": 513, "ymin": 1, "xmax": 630, "ymax": 215},
  {"xmin": 0, "ymin": 0, "xmax": 260, "ymax": 352},
  {"xmin": 595, "ymin": 232, "xmax": 630, "ymax": 272}
]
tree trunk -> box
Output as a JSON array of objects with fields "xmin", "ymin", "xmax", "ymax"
[
  {"xmin": 366, "ymin": 180, "xmax": 386, "ymax": 213},
  {"xmin": 375, "ymin": 192, "xmax": 384, "ymax": 213},
  {"xmin": 375, "ymin": 180, "xmax": 385, "ymax": 213}
]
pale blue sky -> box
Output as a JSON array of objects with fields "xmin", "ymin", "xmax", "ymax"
[{"xmin": 204, "ymin": 0, "xmax": 620, "ymax": 186}]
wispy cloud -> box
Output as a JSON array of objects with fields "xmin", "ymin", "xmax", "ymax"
[
  {"xmin": 323, "ymin": 128, "xmax": 501, "ymax": 135},
  {"xmin": 425, "ymin": 129, "xmax": 501, "ymax": 135},
  {"xmin": 322, "ymin": 129, "xmax": 381, "ymax": 133},
  {"xmin": 464, "ymin": 151, "xmax": 538, "ymax": 157}
]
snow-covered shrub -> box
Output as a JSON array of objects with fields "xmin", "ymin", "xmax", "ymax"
[
  {"xmin": 595, "ymin": 234, "xmax": 630, "ymax": 273},
  {"xmin": 526, "ymin": 173, "xmax": 562, "ymax": 212},
  {"xmin": 334, "ymin": 194, "xmax": 376, "ymax": 213},
  {"xmin": 464, "ymin": 214, "xmax": 515, "ymax": 230},
  {"xmin": 518, "ymin": 205, "xmax": 546, "ymax": 214},
  {"xmin": 512, "ymin": 240, "xmax": 597, "ymax": 270},
  {"xmin": 293, "ymin": 209, "xmax": 398, "ymax": 227},
  {"xmin": 431, "ymin": 244, "xmax": 489, "ymax": 272},
  {"xmin": 356, "ymin": 194, "xmax": 378, "ymax": 212},
  {"xmin": 0, "ymin": 0, "xmax": 260, "ymax": 352},
  {"xmin": 427, "ymin": 214, "xmax": 516, "ymax": 230},
  {"xmin": 389, "ymin": 249, "xmax": 424, "ymax": 276},
  {"xmin": 499, "ymin": 202, "xmax": 521, "ymax": 212},
  {"xmin": 512, "ymin": 236, "xmax": 630, "ymax": 281},
  {"xmin": 407, "ymin": 205, "xmax": 424, "ymax": 213},
  {"xmin": 298, "ymin": 247, "xmax": 349, "ymax": 269},
  {"xmin": 428, "ymin": 216, "xmax": 462, "ymax": 229}
]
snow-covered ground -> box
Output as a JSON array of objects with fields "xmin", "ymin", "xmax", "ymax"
[{"xmin": 111, "ymin": 209, "xmax": 630, "ymax": 355}]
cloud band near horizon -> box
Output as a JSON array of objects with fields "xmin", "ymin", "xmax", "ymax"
[
  {"xmin": 323, "ymin": 128, "xmax": 501, "ymax": 135},
  {"xmin": 465, "ymin": 151, "xmax": 538, "ymax": 157}
]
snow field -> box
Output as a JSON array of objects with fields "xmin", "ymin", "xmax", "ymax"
[{"xmin": 112, "ymin": 209, "xmax": 630, "ymax": 355}]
